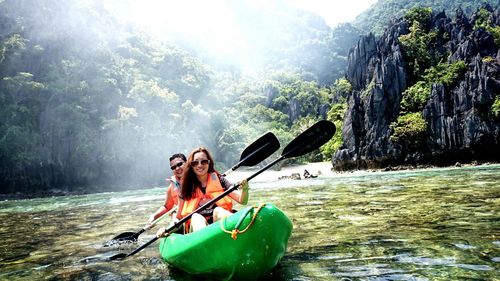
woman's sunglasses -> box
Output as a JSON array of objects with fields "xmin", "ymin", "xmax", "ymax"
[
  {"xmin": 190, "ymin": 159, "xmax": 210, "ymax": 167},
  {"xmin": 170, "ymin": 162, "xmax": 184, "ymax": 170}
]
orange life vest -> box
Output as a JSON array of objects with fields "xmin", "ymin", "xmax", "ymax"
[
  {"xmin": 180, "ymin": 172, "xmax": 233, "ymax": 219},
  {"xmin": 165, "ymin": 175, "xmax": 180, "ymax": 210}
]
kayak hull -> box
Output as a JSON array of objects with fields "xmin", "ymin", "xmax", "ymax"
[{"xmin": 159, "ymin": 203, "xmax": 292, "ymax": 280}]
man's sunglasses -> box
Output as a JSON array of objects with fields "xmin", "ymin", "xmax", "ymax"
[
  {"xmin": 170, "ymin": 162, "xmax": 184, "ymax": 170},
  {"xmin": 190, "ymin": 159, "xmax": 210, "ymax": 167}
]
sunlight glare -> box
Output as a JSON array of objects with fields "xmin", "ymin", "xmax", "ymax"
[{"xmin": 128, "ymin": 0, "xmax": 248, "ymax": 58}]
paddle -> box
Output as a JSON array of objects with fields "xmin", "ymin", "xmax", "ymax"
[
  {"xmin": 222, "ymin": 132, "xmax": 280, "ymax": 176},
  {"xmin": 105, "ymin": 132, "xmax": 280, "ymax": 245},
  {"xmin": 104, "ymin": 206, "xmax": 178, "ymax": 245},
  {"xmin": 108, "ymin": 120, "xmax": 336, "ymax": 261}
]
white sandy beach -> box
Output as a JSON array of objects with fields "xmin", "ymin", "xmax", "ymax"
[
  {"xmin": 225, "ymin": 161, "xmax": 338, "ymax": 183},
  {"xmin": 224, "ymin": 161, "xmax": 495, "ymax": 184}
]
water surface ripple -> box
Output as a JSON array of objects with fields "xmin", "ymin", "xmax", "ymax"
[{"xmin": 0, "ymin": 164, "xmax": 498, "ymax": 280}]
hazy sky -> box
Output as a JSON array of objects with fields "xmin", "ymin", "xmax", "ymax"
[
  {"xmin": 284, "ymin": 0, "xmax": 378, "ymax": 27},
  {"xmin": 106, "ymin": 0, "xmax": 379, "ymax": 72},
  {"xmin": 114, "ymin": 0, "xmax": 379, "ymax": 31}
]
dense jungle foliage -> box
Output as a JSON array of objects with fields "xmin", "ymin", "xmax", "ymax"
[
  {"xmin": 0, "ymin": 0, "xmax": 497, "ymax": 196},
  {"xmin": 0, "ymin": 0, "xmax": 347, "ymax": 195},
  {"xmin": 353, "ymin": 0, "xmax": 498, "ymax": 35}
]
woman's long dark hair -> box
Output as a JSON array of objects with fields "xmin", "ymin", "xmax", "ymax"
[{"xmin": 180, "ymin": 147, "xmax": 217, "ymax": 200}]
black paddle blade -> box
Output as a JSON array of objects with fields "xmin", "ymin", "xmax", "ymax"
[
  {"xmin": 236, "ymin": 132, "xmax": 280, "ymax": 167},
  {"xmin": 103, "ymin": 232, "xmax": 139, "ymax": 246},
  {"xmin": 108, "ymin": 253, "xmax": 128, "ymax": 261},
  {"xmin": 282, "ymin": 120, "xmax": 336, "ymax": 158},
  {"xmin": 111, "ymin": 232, "xmax": 137, "ymax": 241}
]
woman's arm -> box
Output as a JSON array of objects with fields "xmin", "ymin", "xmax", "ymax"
[
  {"xmin": 148, "ymin": 206, "xmax": 167, "ymax": 225},
  {"xmin": 228, "ymin": 179, "xmax": 249, "ymax": 205},
  {"xmin": 147, "ymin": 185, "xmax": 174, "ymax": 224}
]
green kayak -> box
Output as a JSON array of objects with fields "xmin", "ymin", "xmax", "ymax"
[{"xmin": 159, "ymin": 203, "xmax": 293, "ymax": 280}]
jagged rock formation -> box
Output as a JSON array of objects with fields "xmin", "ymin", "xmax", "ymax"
[{"xmin": 333, "ymin": 5, "xmax": 500, "ymax": 170}]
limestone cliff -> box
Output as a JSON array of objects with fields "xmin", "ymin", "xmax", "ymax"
[{"xmin": 333, "ymin": 5, "xmax": 500, "ymax": 170}]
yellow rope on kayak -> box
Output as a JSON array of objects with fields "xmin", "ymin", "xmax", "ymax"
[{"xmin": 220, "ymin": 203, "xmax": 266, "ymax": 240}]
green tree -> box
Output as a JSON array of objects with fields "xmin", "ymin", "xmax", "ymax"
[
  {"xmin": 401, "ymin": 61, "xmax": 467, "ymax": 114},
  {"xmin": 320, "ymin": 103, "xmax": 347, "ymax": 160},
  {"xmin": 398, "ymin": 20, "xmax": 438, "ymax": 79},
  {"xmin": 491, "ymin": 96, "xmax": 500, "ymax": 118},
  {"xmin": 390, "ymin": 112, "xmax": 427, "ymax": 147}
]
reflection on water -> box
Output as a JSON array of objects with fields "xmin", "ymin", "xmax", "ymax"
[{"xmin": 0, "ymin": 164, "xmax": 499, "ymax": 280}]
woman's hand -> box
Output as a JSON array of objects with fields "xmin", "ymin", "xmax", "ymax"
[
  {"xmin": 239, "ymin": 179, "xmax": 249, "ymax": 191},
  {"xmin": 156, "ymin": 227, "xmax": 167, "ymax": 238},
  {"xmin": 147, "ymin": 215, "xmax": 155, "ymax": 225},
  {"xmin": 237, "ymin": 179, "xmax": 249, "ymax": 205}
]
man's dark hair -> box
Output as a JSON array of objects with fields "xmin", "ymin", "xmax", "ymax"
[{"xmin": 169, "ymin": 153, "xmax": 187, "ymax": 162}]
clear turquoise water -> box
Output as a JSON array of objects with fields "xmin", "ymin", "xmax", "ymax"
[{"xmin": 0, "ymin": 164, "xmax": 498, "ymax": 280}]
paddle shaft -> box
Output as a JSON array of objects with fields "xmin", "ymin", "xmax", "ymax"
[
  {"xmin": 144, "ymin": 206, "xmax": 178, "ymax": 231},
  {"xmin": 125, "ymin": 156, "xmax": 291, "ymax": 257},
  {"xmin": 107, "ymin": 132, "xmax": 279, "ymax": 247},
  {"xmin": 241, "ymin": 138, "xmax": 306, "ymax": 182},
  {"xmin": 164, "ymin": 154, "xmax": 294, "ymax": 237},
  {"xmin": 111, "ymin": 121, "xmax": 336, "ymax": 260},
  {"xmin": 122, "ymin": 139, "xmax": 283, "ymax": 258},
  {"xmin": 123, "ymin": 183, "xmax": 240, "ymax": 258},
  {"xmin": 108, "ymin": 201, "xmax": 178, "ymax": 243}
]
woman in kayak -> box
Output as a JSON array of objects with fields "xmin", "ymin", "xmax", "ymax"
[
  {"xmin": 146, "ymin": 153, "xmax": 186, "ymax": 227},
  {"xmin": 157, "ymin": 146, "xmax": 249, "ymax": 235}
]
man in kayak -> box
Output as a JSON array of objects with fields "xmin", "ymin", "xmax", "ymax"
[
  {"xmin": 157, "ymin": 147, "xmax": 249, "ymax": 235},
  {"xmin": 146, "ymin": 153, "xmax": 186, "ymax": 227}
]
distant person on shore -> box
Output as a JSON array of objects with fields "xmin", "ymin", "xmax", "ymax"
[
  {"xmin": 304, "ymin": 169, "xmax": 311, "ymax": 178},
  {"xmin": 157, "ymin": 147, "xmax": 249, "ymax": 236},
  {"xmin": 303, "ymin": 169, "xmax": 317, "ymax": 179},
  {"xmin": 147, "ymin": 153, "xmax": 186, "ymax": 227}
]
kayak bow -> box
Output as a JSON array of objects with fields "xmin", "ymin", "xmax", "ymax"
[{"xmin": 159, "ymin": 203, "xmax": 292, "ymax": 280}]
